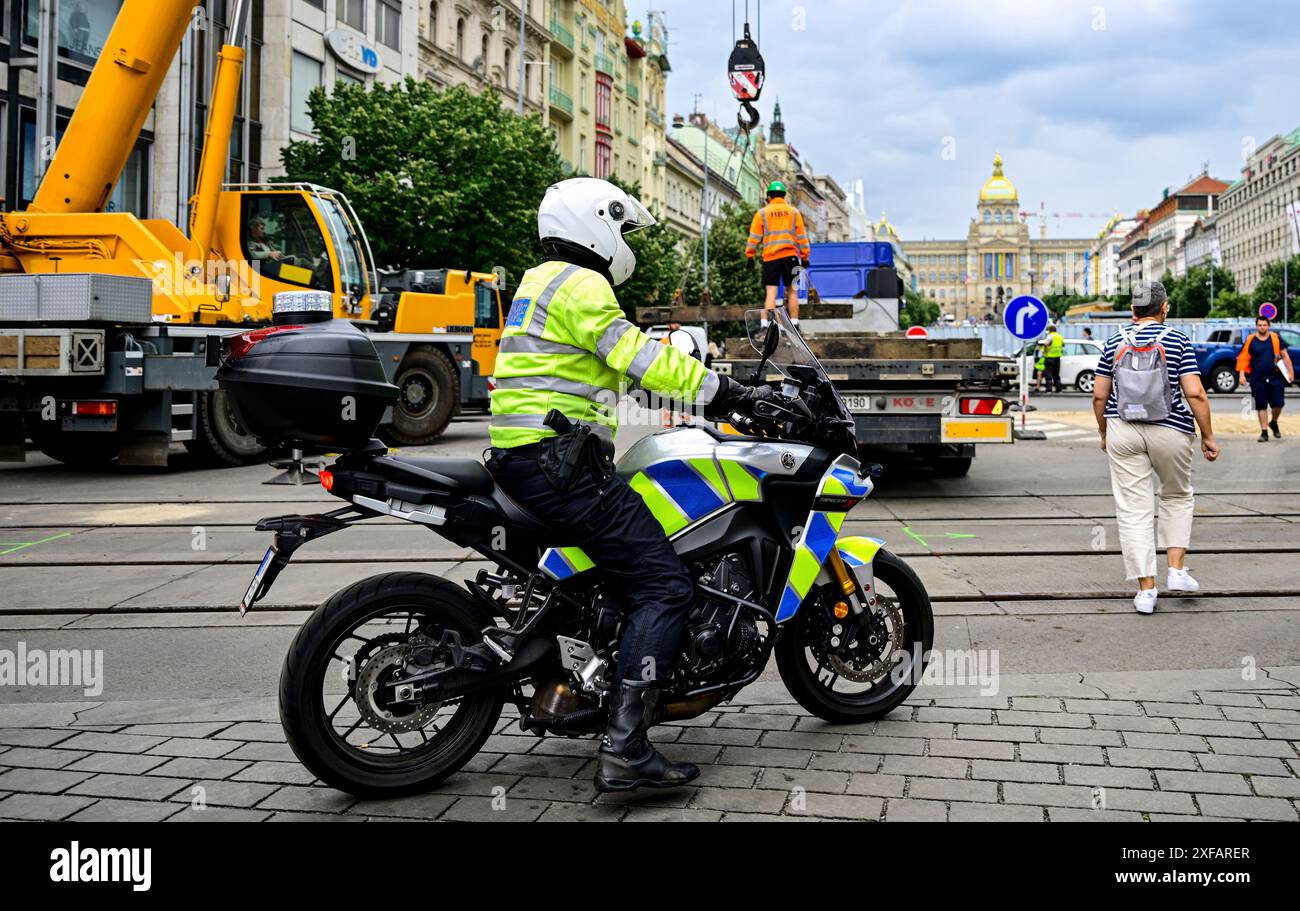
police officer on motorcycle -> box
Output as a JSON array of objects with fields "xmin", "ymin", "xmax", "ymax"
[{"xmin": 486, "ymin": 178, "xmax": 768, "ymax": 792}]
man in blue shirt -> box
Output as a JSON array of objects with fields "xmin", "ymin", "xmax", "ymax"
[{"xmin": 1236, "ymin": 315, "xmax": 1295, "ymax": 442}]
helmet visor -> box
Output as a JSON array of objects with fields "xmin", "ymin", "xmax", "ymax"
[{"xmin": 619, "ymin": 196, "xmax": 657, "ymax": 235}]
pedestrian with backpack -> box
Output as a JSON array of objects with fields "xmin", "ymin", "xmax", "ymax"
[{"xmin": 1091, "ymin": 281, "xmax": 1220, "ymax": 615}]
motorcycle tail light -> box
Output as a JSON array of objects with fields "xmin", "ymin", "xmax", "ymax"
[
  {"xmin": 960, "ymin": 397, "xmax": 1005, "ymax": 416},
  {"xmin": 226, "ymin": 325, "xmax": 304, "ymax": 363},
  {"xmin": 319, "ymin": 469, "xmax": 334, "ymax": 492}
]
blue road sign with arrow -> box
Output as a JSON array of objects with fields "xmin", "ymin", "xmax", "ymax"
[{"xmin": 1005, "ymin": 295, "xmax": 1048, "ymax": 341}]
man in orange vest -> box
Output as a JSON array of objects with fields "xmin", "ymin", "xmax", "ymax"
[
  {"xmin": 746, "ymin": 181, "xmax": 810, "ymax": 323},
  {"xmin": 1236, "ymin": 314, "xmax": 1294, "ymax": 441}
]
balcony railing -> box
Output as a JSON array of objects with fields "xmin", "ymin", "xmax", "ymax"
[
  {"xmin": 549, "ymin": 86, "xmax": 574, "ymax": 115},
  {"xmin": 549, "ymin": 18, "xmax": 574, "ymax": 50},
  {"xmin": 593, "ymin": 53, "xmax": 615, "ymax": 75}
]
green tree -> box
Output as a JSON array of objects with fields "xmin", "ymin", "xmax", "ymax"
[
  {"xmin": 1208, "ymin": 288, "xmax": 1251, "ymax": 318},
  {"xmin": 279, "ymin": 79, "xmax": 563, "ymax": 280},
  {"xmin": 1251, "ymin": 254, "xmax": 1300, "ymax": 318},
  {"xmin": 900, "ymin": 288, "xmax": 938, "ymax": 328},
  {"xmin": 1168, "ymin": 264, "xmax": 1235, "ymax": 319},
  {"xmin": 680, "ymin": 201, "xmax": 765, "ymax": 308}
]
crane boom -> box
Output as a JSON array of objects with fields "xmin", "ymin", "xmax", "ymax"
[{"xmin": 30, "ymin": 0, "xmax": 199, "ymax": 214}]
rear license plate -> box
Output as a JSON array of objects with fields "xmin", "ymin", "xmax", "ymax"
[
  {"xmin": 240, "ymin": 545, "xmax": 277, "ymax": 615},
  {"xmin": 844, "ymin": 394, "xmax": 953, "ymax": 414}
]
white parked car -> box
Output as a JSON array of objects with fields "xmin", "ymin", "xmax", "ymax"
[{"xmin": 1016, "ymin": 338, "xmax": 1104, "ymax": 392}]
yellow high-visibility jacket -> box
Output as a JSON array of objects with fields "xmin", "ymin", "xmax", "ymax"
[{"xmin": 490, "ymin": 260, "xmax": 720, "ymax": 448}]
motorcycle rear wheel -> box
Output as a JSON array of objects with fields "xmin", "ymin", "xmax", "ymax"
[
  {"xmin": 279, "ymin": 572, "xmax": 504, "ymax": 797},
  {"xmin": 776, "ymin": 549, "xmax": 934, "ymax": 724}
]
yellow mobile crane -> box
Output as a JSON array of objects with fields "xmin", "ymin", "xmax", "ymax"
[{"xmin": 0, "ymin": 0, "xmax": 489, "ymax": 465}]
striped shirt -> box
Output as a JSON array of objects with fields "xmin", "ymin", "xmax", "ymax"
[{"xmin": 1094, "ymin": 322, "xmax": 1199, "ymax": 434}]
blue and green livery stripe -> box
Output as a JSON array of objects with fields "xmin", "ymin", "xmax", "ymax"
[
  {"xmin": 540, "ymin": 545, "xmax": 595, "ymax": 581},
  {"xmin": 775, "ymin": 510, "xmax": 847, "ymax": 621},
  {"xmin": 837, "ymin": 536, "xmax": 884, "ymax": 568}
]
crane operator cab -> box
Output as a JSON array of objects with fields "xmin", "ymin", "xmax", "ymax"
[{"xmin": 215, "ymin": 183, "xmax": 374, "ymax": 324}]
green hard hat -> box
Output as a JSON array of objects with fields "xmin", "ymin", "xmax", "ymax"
[{"xmin": 767, "ymin": 181, "xmax": 787, "ymax": 195}]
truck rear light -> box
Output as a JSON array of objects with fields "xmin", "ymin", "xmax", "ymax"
[
  {"xmin": 226, "ymin": 325, "xmax": 303, "ymax": 363},
  {"xmin": 319, "ymin": 469, "xmax": 334, "ymax": 492},
  {"xmin": 72, "ymin": 400, "xmax": 117, "ymax": 416},
  {"xmin": 960, "ymin": 397, "xmax": 1005, "ymax": 416}
]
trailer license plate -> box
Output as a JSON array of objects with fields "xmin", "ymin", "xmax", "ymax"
[
  {"xmin": 942, "ymin": 418, "xmax": 1012, "ymax": 442},
  {"xmin": 240, "ymin": 545, "xmax": 277, "ymax": 615}
]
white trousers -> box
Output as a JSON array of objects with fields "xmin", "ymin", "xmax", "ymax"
[{"xmin": 1105, "ymin": 418, "xmax": 1195, "ymax": 580}]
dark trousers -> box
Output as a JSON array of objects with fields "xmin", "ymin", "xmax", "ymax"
[
  {"xmin": 486, "ymin": 446, "xmax": 694, "ymax": 683},
  {"xmin": 1044, "ymin": 357, "xmax": 1063, "ymax": 392}
]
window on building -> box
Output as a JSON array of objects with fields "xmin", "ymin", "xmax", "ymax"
[
  {"xmin": 595, "ymin": 73, "xmax": 612, "ymax": 129},
  {"xmin": 428, "ymin": 1, "xmax": 438, "ymax": 43},
  {"xmin": 983, "ymin": 210, "xmax": 991, "ymax": 223},
  {"xmin": 480, "ymin": 32, "xmax": 489, "ymax": 71},
  {"xmin": 456, "ymin": 17, "xmax": 465, "ymax": 59},
  {"xmin": 24, "ymin": 0, "xmax": 123, "ymax": 66},
  {"xmin": 524, "ymin": 56, "xmax": 534, "ymax": 100},
  {"xmin": 376, "ymin": 0, "xmax": 401, "ymax": 49},
  {"xmin": 339, "ymin": 0, "xmax": 365, "ymax": 31},
  {"xmin": 291, "ymin": 52, "xmax": 323, "ymax": 134},
  {"xmin": 503, "ymin": 46, "xmax": 513, "ymax": 88},
  {"xmin": 595, "ymin": 134, "xmax": 612, "ymax": 179}
]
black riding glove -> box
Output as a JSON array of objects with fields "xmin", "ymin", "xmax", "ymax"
[{"xmin": 703, "ymin": 375, "xmax": 774, "ymax": 422}]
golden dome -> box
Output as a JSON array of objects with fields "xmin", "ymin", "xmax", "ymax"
[
  {"xmin": 980, "ymin": 153, "xmax": 1017, "ymax": 201},
  {"xmin": 875, "ymin": 210, "xmax": 897, "ymax": 238}
]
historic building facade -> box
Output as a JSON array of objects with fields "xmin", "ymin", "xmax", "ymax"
[
  {"xmin": 1216, "ymin": 125, "xmax": 1300, "ymax": 294},
  {"xmin": 900, "ymin": 155, "xmax": 1095, "ymax": 321}
]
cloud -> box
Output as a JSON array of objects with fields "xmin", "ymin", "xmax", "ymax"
[{"xmin": 643, "ymin": 0, "xmax": 1300, "ymax": 238}]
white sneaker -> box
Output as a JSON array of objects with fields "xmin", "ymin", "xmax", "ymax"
[
  {"xmin": 1167, "ymin": 567, "xmax": 1200, "ymax": 593},
  {"xmin": 1134, "ymin": 589, "xmax": 1158, "ymax": 614}
]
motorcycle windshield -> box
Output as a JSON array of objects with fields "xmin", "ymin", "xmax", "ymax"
[{"xmin": 745, "ymin": 307, "xmax": 853, "ymax": 424}]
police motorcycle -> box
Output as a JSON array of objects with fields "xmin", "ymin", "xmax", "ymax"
[{"xmin": 218, "ymin": 301, "xmax": 933, "ymax": 796}]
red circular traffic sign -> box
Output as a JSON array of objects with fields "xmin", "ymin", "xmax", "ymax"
[
  {"xmin": 905, "ymin": 326, "xmax": 929, "ymax": 339},
  {"xmin": 1260, "ymin": 302, "xmax": 1278, "ymax": 320}
]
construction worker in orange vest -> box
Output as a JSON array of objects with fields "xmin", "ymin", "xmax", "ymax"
[{"xmin": 746, "ymin": 181, "xmax": 810, "ymax": 324}]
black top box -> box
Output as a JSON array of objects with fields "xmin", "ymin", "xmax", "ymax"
[{"xmin": 218, "ymin": 319, "xmax": 398, "ymax": 451}]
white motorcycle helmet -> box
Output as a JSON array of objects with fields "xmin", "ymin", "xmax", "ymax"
[{"xmin": 537, "ymin": 178, "xmax": 656, "ymax": 285}]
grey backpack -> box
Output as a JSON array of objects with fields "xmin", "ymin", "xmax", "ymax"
[{"xmin": 1113, "ymin": 326, "xmax": 1173, "ymax": 422}]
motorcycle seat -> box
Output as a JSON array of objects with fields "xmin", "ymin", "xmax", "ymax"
[{"xmin": 374, "ymin": 456, "xmax": 495, "ymax": 495}]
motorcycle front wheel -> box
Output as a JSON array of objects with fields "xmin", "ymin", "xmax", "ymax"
[
  {"xmin": 776, "ymin": 549, "xmax": 935, "ymax": 724},
  {"xmin": 279, "ymin": 572, "xmax": 504, "ymax": 797}
]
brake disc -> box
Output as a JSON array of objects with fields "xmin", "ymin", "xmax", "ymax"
[
  {"xmin": 827, "ymin": 594, "xmax": 905, "ymax": 684},
  {"xmin": 354, "ymin": 643, "xmax": 444, "ymax": 734}
]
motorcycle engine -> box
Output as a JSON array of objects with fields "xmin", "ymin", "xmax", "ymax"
[{"xmin": 684, "ymin": 553, "xmax": 762, "ymax": 680}]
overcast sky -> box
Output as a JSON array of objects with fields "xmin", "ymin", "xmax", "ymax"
[{"xmin": 643, "ymin": 0, "xmax": 1300, "ymax": 240}]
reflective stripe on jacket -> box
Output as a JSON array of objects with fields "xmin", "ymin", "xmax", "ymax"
[
  {"xmin": 746, "ymin": 200, "xmax": 810, "ymax": 262},
  {"xmin": 489, "ymin": 260, "xmax": 720, "ymax": 448}
]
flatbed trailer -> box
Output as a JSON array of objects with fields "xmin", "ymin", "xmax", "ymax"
[
  {"xmin": 0, "ymin": 309, "xmax": 475, "ymax": 468},
  {"xmin": 714, "ymin": 340, "xmax": 1017, "ymax": 477}
]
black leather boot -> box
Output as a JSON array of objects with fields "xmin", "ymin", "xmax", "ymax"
[{"xmin": 593, "ymin": 681, "xmax": 700, "ymax": 792}]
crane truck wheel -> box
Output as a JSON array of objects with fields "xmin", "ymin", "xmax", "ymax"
[
  {"xmin": 187, "ymin": 390, "xmax": 271, "ymax": 466},
  {"xmin": 381, "ymin": 347, "xmax": 459, "ymax": 446},
  {"xmin": 27, "ymin": 423, "xmax": 119, "ymax": 468}
]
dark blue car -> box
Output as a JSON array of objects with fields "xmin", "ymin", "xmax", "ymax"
[{"xmin": 1194, "ymin": 326, "xmax": 1300, "ymax": 393}]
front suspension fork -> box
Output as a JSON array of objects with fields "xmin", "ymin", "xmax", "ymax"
[{"xmin": 826, "ymin": 549, "xmax": 874, "ymax": 616}]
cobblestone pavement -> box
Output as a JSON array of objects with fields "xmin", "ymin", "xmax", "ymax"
[{"xmin": 3, "ymin": 671, "xmax": 1298, "ymax": 822}]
